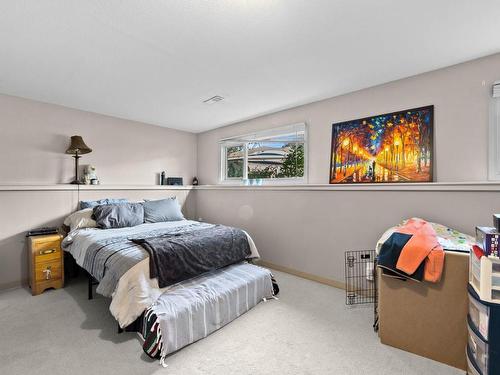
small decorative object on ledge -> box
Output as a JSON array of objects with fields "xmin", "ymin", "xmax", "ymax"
[
  {"xmin": 160, "ymin": 171, "xmax": 166, "ymax": 185},
  {"xmin": 166, "ymin": 177, "xmax": 183, "ymax": 185},
  {"xmin": 192, "ymin": 176, "xmax": 199, "ymax": 186},
  {"xmin": 83, "ymin": 165, "xmax": 99, "ymax": 185},
  {"xmin": 65, "ymin": 135, "xmax": 92, "ymax": 184}
]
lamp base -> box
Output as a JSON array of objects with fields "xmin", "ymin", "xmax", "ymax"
[{"xmin": 71, "ymin": 153, "xmax": 82, "ymax": 185}]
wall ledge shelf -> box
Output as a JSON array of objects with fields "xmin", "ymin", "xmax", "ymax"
[
  {"xmin": 195, "ymin": 181, "xmax": 500, "ymax": 192},
  {"xmin": 1, "ymin": 182, "xmax": 500, "ymax": 192},
  {"xmin": 0, "ymin": 185, "xmax": 194, "ymax": 192}
]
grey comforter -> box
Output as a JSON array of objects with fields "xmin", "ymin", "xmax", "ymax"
[
  {"xmin": 71, "ymin": 221, "xmax": 212, "ymax": 296},
  {"xmin": 132, "ymin": 224, "xmax": 251, "ymax": 288}
]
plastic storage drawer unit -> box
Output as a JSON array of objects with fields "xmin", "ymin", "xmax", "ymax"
[
  {"xmin": 469, "ymin": 247, "xmax": 500, "ymax": 303},
  {"xmin": 467, "ymin": 284, "xmax": 500, "ymax": 375},
  {"xmin": 467, "ymin": 345, "xmax": 482, "ymax": 375},
  {"xmin": 469, "ymin": 291, "xmax": 490, "ymax": 340},
  {"xmin": 467, "ymin": 318, "xmax": 489, "ymax": 374}
]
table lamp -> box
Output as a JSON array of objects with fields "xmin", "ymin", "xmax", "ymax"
[{"xmin": 66, "ymin": 135, "xmax": 92, "ymax": 184}]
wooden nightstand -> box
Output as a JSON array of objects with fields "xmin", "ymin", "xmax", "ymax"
[{"xmin": 28, "ymin": 233, "xmax": 64, "ymax": 296}]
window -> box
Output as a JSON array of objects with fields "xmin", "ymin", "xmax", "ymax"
[
  {"xmin": 219, "ymin": 123, "xmax": 307, "ymax": 184},
  {"xmin": 489, "ymin": 81, "xmax": 500, "ymax": 180}
]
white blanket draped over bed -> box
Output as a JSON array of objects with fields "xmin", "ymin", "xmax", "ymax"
[{"xmin": 62, "ymin": 220, "xmax": 260, "ymax": 327}]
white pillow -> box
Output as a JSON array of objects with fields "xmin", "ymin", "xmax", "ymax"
[{"xmin": 64, "ymin": 208, "xmax": 97, "ymax": 231}]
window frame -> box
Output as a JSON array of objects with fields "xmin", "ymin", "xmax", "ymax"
[
  {"xmin": 489, "ymin": 92, "xmax": 500, "ymax": 180},
  {"xmin": 218, "ymin": 123, "xmax": 308, "ymax": 185},
  {"xmin": 222, "ymin": 142, "xmax": 247, "ymax": 181}
]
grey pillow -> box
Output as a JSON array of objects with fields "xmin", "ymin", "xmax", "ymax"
[
  {"xmin": 80, "ymin": 198, "xmax": 128, "ymax": 209},
  {"xmin": 93, "ymin": 203, "xmax": 144, "ymax": 229},
  {"xmin": 143, "ymin": 198, "xmax": 185, "ymax": 223}
]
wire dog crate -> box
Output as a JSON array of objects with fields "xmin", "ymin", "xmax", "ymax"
[{"xmin": 344, "ymin": 250, "xmax": 377, "ymax": 305}]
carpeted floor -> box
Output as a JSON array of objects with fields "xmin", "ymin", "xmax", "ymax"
[{"xmin": 0, "ymin": 271, "xmax": 463, "ymax": 375}]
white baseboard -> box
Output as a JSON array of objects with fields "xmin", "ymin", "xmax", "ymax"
[{"xmin": 257, "ymin": 260, "xmax": 345, "ymax": 290}]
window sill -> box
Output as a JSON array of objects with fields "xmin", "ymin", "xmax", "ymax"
[{"xmin": 218, "ymin": 179, "xmax": 306, "ymax": 186}]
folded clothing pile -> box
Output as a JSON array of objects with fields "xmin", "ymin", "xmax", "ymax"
[{"xmin": 377, "ymin": 218, "xmax": 445, "ymax": 283}]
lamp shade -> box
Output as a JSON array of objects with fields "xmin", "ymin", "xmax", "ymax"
[{"xmin": 65, "ymin": 135, "xmax": 92, "ymax": 155}]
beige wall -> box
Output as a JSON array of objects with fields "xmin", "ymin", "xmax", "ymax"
[
  {"xmin": 0, "ymin": 93, "xmax": 199, "ymax": 288},
  {"xmin": 0, "ymin": 94, "xmax": 197, "ymax": 185},
  {"xmin": 0, "ymin": 188, "xmax": 195, "ymax": 289},
  {"xmin": 195, "ymin": 53, "xmax": 500, "ymax": 284},
  {"xmin": 197, "ymin": 53, "xmax": 500, "ymax": 184},
  {"xmin": 195, "ymin": 188, "xmax": 499, "ymax": 284}
]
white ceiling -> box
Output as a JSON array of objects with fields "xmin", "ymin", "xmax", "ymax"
[{"xmin": 0, "ymin": 1, "xmax": 499, "ymax": 133}]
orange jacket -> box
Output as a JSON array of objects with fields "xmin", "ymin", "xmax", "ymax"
[{"xmin": 395, "ymin": 218, "xmax": 445, "ymax": 283}]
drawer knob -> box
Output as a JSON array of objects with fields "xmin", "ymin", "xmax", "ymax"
[
  {"xmin": 39, "ymin": 249, "xmax": 56, "ymax": 255},
  {"xmin": 42, "ymin": 266, "xmax": 52, "ymax": 280}
]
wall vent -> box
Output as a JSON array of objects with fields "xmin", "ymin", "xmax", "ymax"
[
  {"xmin": 203, "ymin": 95, "xmax": 224, "ymax": 104},
  {"xmin": 494, "ymin": 81, "xmax": 500, "ymax": 98}
]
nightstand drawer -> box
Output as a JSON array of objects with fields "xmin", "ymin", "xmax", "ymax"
[
  {"xmin": 34, "ymin": 241, "xmax": 61, "ymax": 263},
  {"xmin": 35, "ymin": 261, "xmax": 62, "ymax": 282}
]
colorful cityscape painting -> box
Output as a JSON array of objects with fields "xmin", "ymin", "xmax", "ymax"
[{"xmin": 330, "ymin": 106, "xmax": 433, "ymax": 184}]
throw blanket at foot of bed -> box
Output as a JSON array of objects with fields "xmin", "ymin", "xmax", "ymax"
[
  {"xmin": 141, "ymin": 262, "xmax": 276, "ymax": 361},
  {"xmin": 132, "ymin": 224, "xmax": 251, "ymax": 288}
]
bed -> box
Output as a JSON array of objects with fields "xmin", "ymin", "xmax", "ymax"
[{"xmin": 62, "ymin": 217, "xmax": 278, "ymax": 363}]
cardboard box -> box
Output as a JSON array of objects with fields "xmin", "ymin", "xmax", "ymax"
[{"xmin": 378, "ymin": 251, "xmax": 469, "ymax": 370}]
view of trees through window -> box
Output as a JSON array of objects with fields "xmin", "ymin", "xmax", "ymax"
[
  {"xmin": 225, "ymin": 139, "xmax": 305, "ymax": 180},
  {"xmin": 226, "ymin": 145, "xmax": 244, "ymax": 178},
  {"xmin": 247, "ymin": 142, "xmax": 304, "ymax": 179}
]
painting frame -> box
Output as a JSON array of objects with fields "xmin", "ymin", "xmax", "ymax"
[{"xmin": 329, "ymin": 105, "xmax": 434, "ymax": 184}]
